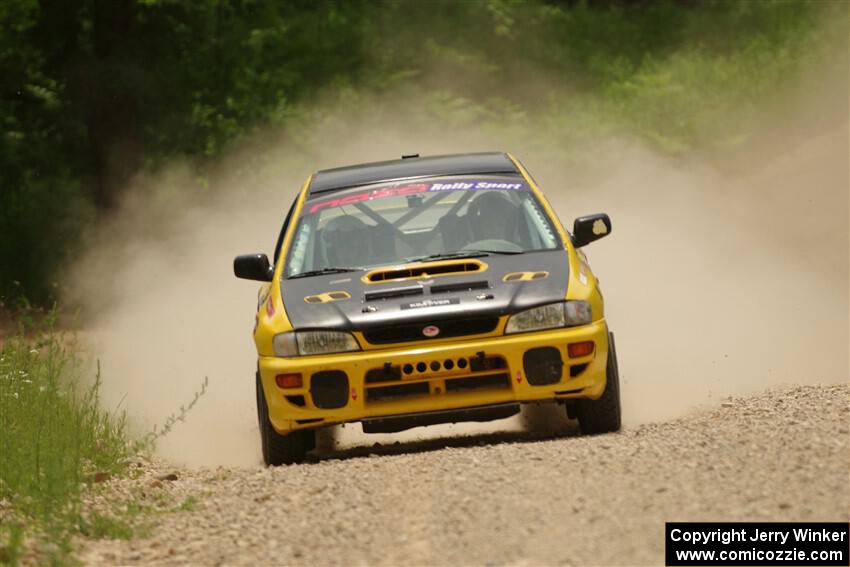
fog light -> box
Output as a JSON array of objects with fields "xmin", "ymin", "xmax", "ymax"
[
  {"xmin": 275, "ymin": 373, "xmax": 303, "ymax": 389},
  {"xmin": 568, "ymin": 341, "xmax": 594, "ymax": 358}
]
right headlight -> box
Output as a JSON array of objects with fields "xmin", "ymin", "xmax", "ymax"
[
  {"xmin": 563, "ymin": 300, "xmax": 592, "ymax": 326},
  {"xmin": 272, "ymin": 331, "xmax": 360, "ymax": 357},
  {"xmin": 505, "ymin": 301, "xmax": 592, "ymax": 334}
]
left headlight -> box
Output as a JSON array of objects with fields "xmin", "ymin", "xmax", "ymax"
[
  {"xmin": 505, "ymin": 301, "xmax": 592, "ymax": 334},
  {"xmin": 272, "ymin": 331, "xmax": 361, "ymax": 356}
]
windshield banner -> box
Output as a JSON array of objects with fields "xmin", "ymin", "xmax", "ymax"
[{"xmin": 307, "ymin": 179, "xmax": 529, "ymax": 214}]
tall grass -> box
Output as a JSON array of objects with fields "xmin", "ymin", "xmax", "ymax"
[{"xmin": 0, "ymin": 312, "xmax": 134, "ymax": 565}]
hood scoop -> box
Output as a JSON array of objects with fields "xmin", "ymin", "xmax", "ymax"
[
  {"xmin": 364, "ymin": 285, "xmax": 424, "ymax": 301},
  {"xmin": 365, "ymin": 259, "xmax": 485, "ymax": 283}
]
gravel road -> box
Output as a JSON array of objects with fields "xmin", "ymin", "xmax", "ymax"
[{"xmin": 80, "ymin": 383, "xmax": 849, "ymax": 566}]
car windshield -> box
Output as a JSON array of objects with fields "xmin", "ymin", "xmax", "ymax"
[{"xmin": 284, "ymin": 175, "xmax": 562, "ymax": 278}]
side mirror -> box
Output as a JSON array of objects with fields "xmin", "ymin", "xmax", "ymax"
[
  {"xmin": 234, "ymin": 253, "xmax": 273, "ymax": 281},
  {"xmin": 572, "ymin": 214, "xmax": 612, "ymax": 248}
]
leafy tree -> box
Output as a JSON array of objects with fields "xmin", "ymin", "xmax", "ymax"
[{"xmin": 0, "ymin": 0, "xmax": 841, "ymax": 304}]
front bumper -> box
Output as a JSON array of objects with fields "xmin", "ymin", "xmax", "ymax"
[{"xmin": 258, "ymin": 319, "xmax": 609, "ymax": 433}]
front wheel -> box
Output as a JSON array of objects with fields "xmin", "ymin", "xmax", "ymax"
[
  {"xmin": 256, "ymin": 372, "xmax": 315, "ymax": 465},
  {"xmin": 575, "ymin": 332, "xmax": 622, "ymax": 434}
]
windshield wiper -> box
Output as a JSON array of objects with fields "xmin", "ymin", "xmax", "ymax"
[
  {"xmin": 405, "ymin": 249, "xmax": 524, "ymax": 263},
  {"xmin": 463, "ymin": 249, "xmax": 525, "ymax": 255},
  {"xmin": 288, "ymin": 267, "xmax": 359, "ymax": 279},
  {"xmin": 404, "ymin": 251, "xmax": 489, "ymax": 263}
]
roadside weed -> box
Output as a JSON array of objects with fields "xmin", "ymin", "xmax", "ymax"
[{"xmin": 0, "ymin": 318, "xmax": 133, "ymax": 564}]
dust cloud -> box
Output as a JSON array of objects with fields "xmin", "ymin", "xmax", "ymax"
[
  {"xmin": 68, "ymin": 73, "xmax": 848, "ymax": 467},
  {"xmin": 546, "ymin": 129, "xmax": 849, "ymax": 424}
]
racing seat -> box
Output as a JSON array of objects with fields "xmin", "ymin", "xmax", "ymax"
[
  {"xmin": 467, "ymin": 192, "xmax": 521, "ymax": 244},
  {"xmin": 437, "ymin": 213, "xmax": 472, "ymax": 251},
  {"xmin": 321, "ymin": 215, "xmax": 373, "ymax": 268}
]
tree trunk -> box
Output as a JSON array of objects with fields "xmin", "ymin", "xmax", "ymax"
[{"xmin": 86, "ymin": 0, "xmax": 143, "ymax": 212}]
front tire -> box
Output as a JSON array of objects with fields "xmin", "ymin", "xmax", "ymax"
[
  {"xmin": 256, "ymin": 372, "xmax": 315, "ymax": 465},
  {"xmin": 576, "ymin": 332, "xmax": 622, "ymax": 434}
]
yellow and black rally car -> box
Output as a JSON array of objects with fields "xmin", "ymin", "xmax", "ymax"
[{"xmin": 235, "ymin": 152, "xmax": 619, "ymax": 465}]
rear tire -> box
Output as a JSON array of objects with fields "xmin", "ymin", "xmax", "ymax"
[
  {"xmin": 576, "ymin": 332, "xmax": 622, "ymax": 434},
  {"xmin": 256, "ymin": 372, "xmax": 315, "ymax": 465}
]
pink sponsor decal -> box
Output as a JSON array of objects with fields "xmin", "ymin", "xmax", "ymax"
[{"xmin": 308, "ymin": 184, "xmax": 428, "ymax": 214}]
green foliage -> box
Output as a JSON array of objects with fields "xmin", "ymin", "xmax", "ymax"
[
  {"xmin": 358, "ymin": 0, "xmax": 838, "ymax": 156},
  {"xmin": 177, "ymin": 495, "xmax": 198, "ymax": 513},
  {"xmin": 0, "ymin": 0, "xmax": 94, "ymax": 304},
  {"xmin": 0, "ymin": 303, "xmax": 213, "ymax": 563},
  {"xmin": 78, "ymin": 510, "xmax": 136, "ymax": 540},
  {"xmin": 0, "ymin": 316, "xmax": 134, "ymax": 563},
  {"xmin": 0, "ymin": 0, "xmax": 844, "ymax": 303}
]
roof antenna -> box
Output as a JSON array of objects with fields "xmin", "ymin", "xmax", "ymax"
[{"xmin": 401, "ymin": 153, "xmax": 419, "ymax": 159}]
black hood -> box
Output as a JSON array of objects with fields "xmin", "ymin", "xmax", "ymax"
[{"xmin": 280, "ymin": 250, "xmax": 569, "ymax": 335}]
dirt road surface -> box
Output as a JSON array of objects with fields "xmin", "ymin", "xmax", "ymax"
[{"xmin": 78, "ymin": 383, "xmax": 848, "ymax": 566}]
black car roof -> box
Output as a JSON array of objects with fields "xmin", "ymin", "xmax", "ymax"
[{"xmin": 308, "ymin": 152, "xmax": 519, "ymax": 195}]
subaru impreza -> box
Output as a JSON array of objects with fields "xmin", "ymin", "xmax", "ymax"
[{"xmin": 235, "ymin": 152, "xmax": 620, "ymax": 465}]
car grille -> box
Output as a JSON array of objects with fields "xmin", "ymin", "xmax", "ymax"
[{"xmin": 362, "ymin": 316, "xmax": 500, "ymax": 345}]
